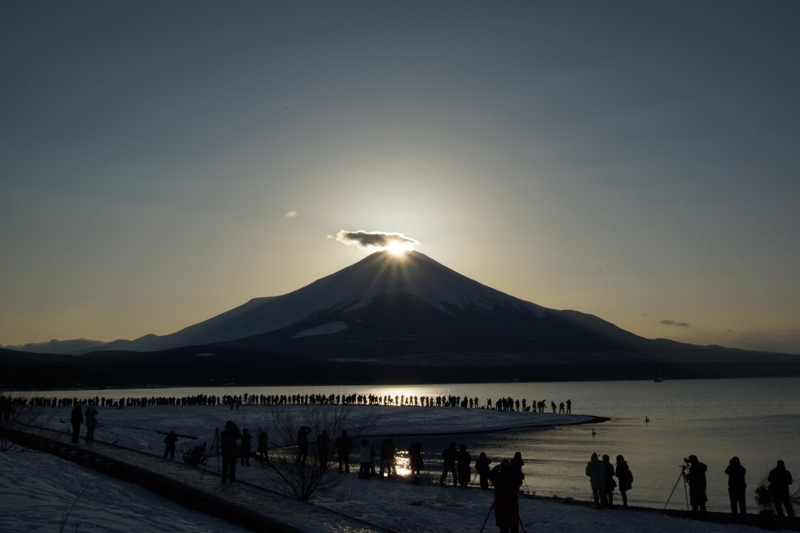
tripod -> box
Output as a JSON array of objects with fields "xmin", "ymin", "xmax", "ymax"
[
  {"xmin": 200, "ymin": 428, "xmax": 221, "ymax": 479},
  {"xmin": 664, "ymin": 467, "xmax": 689, "ymax": 510},
  {"xmin": 480, "ymin": 501, "xmax": 528, "ymax": 533},
  {"xmin": 480, "ymin": 502, "xmax": 494, "ymax": 533}
]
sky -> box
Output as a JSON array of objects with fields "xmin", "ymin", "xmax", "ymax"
[{"xmin": 2, "ymin": 1, "xmax": 800, "ymax": 354}]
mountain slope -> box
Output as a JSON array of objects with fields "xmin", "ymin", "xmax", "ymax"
[{"xmin": 103, "ymin": 250, "xmax": 649, "ymax": 355}]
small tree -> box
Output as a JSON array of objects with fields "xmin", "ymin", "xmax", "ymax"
[
  {"xmin": 754, "ymin": 474, "xmax": 772, "ymax": 510},
  {"xmin": 260, "ymin": 403, "xmax": 379, "ymax": 501}
]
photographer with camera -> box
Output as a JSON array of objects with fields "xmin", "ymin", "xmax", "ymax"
[{"xmin": 684, "ymin": 455, "xmax": 708, "ymax": 517}]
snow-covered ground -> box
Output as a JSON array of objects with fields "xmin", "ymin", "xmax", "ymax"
[{"xmin": 0, "ymin": 404, "xmax": 761, "ymax": 532}]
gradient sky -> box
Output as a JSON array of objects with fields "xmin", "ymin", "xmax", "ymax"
[{"xmin": 3, "ymin": 1, "xmax": 799, "ymax": 354}]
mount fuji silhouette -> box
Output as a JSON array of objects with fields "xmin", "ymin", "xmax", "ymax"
[
  {"xmin": 104, "ymin": 250, "xmax": 650, "ymax": 356},
  {"xmin": 5, "ymin": 250, "xmax": 800, "ymax": 388}
]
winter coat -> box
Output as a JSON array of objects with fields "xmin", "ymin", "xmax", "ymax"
[
  {"xmin": 489, "ymin": 464, "xmax": 522, "ymax": 529},
  {"xmin": 511, "ymin": 455, "xmax": 525, "ymax": 480},
  {"xmin": 616, "ymin": 461, "xmax": 633, "ymax": 492},
  {"xmin": 457, "ymin": 449, "xmax": 472, "ymax": 477},
  {"xmin": 220, "ymin": 422, "xmax": 242, "ymax": 457},
  {"xmin": 360, "ymin": 441, "xmax": 372, "ymax": 464},
  {"xmin": 240, "ymin": 430, "xmax": 252, "ymax": 454},
  {"xmin": 85, "ymin": 407, "xmax": 98, "ymax": 428},
  {"xmin": 442, "ymin": 444, "xmax": 457, "ymax": 467},
  {"xmin": 586, "ymin": 456, "xmax": 605, "ymax": 489},
  {"xmin": 603, "ymin": 458, "xmax": 617, "ymax": 490},
  {"xmin": 475, "ymin": 455, "xmax": 491, "ymax": 476},
  {"xmin": 336, "ymin": 433, "xmax": 353, "ymax": 457},
  {"xmin": 768, "ymin": 464, "xmax": 793, "ymax": 497},
  {"xmin": 686, "ymin": 461, "xmax": 708, "ymax": 505},
  {"xmin": 725, "ymin": 461, "xmax": 746, "ymax": 491}
]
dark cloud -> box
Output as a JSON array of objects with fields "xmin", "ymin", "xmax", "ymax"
[
  {"xmin": 660, "ymin": 319, "xmax": 690, "ymax": 328},
  {"xmin": 335, "ymin": 230, "xmax": 420, "ymax": 250}
]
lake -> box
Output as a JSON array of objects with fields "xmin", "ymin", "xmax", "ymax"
[{"xmin": 21, "ymin": 377, "xmax": 800, "ymax": 513}]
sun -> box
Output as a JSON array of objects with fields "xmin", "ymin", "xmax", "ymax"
[{"xmin": 385, "ymin": 241, "xmax": 410, "ymax": 257}]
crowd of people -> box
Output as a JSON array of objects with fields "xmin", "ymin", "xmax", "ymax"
[
  {"xmin": 2, "ymin": 392, "xmax": 573, "ymax": 414},
  {"xmin": 3, "ymin": 393, "xmax": 796, "ymax": 530},
  {"xmin": 584, "ymin": 451, "xmax": 795, "ymax": 525}
]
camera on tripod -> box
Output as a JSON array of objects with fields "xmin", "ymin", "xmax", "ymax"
[{"xmin": 681, "ymin": 458, "xmax": 691, "ymax": 472}]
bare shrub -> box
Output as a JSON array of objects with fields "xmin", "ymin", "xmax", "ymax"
[
  {"xmin": 0, "ymin": 392, "xmax": 52, "ymax": 452},
  {"xmin": 260, "ymin": 403, "xmax": 379, "ymax": 501}
]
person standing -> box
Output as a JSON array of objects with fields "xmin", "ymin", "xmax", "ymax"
[
  {"xmin": 768, "ymin": 460, "xmax": 796, "ymax": 521},
  {"xmin": 456, "ymin": 444, "xmax": 471, "ymax": 488},
  {"xmin": 240, "ymin": 428, "xmax": 252, "ymax": 466},
  {"xmin": 163, "ymin": 431, "xmax": 178, "ymax": 460},
  {"xmin": 475, "ymin": 452, "xmax": 492, "ymax": 490},
  {"xmin": 336, "ymin": 430, "xmax": 352, "ymax": 473},
  {"xmin": 84, "ymin": 403, "xmax": 98, "ymax": 444},
  {"xmin": 358, "ymin": 438, "xmax": 372, "ymax": 479},
  {"xmin": 440, "ymin": 441, "xmax": 458, "ymax": 486},
  {"xmin": 408, "ymin": 442, "xmax": 424, "ymax": 476},
  {"xmin": 685, "ymin": 455, "xmax": 708, "ymax": 517},
  {"xmin": 510, "ymin": 452, "xmax": 525, "ymax": 488},
  {"xmin": 724, "ymin": 456, "xmax": 747, "ymax": 519},
  {"xmin": 70, "ymin": 403, "xmax": 83, "ymax": 444},
  {"xmin": 586, "ymin": 453, "xmax": 606, "ymax": 508},
  {"xmin": 295, "ymin": 426, "xmax": 311, "ymax": 466},
  {"xmin": 379, "ymin": 437, "xmax": 397, "ymax": 478},
  {"xmin": 257, "ymin": 431, "xmax": 269, "ymax": 465},
  {"xmin": 602, "ymin": 454, "xmax": 616, "ymax": 507},
  {"xmin": 489, "ymin": 459, "xmax": 523, "ymax": 533},
  {"xmin": 220, "ymin": 421, "xmax": 241, "ymax": 484},
  {"xmin": 615, "ymin": 455, "xmax": 633, "ymax": 507},
  {"xmin": 317, "ymin": 430, "xmax": 330, "ymax": 467}
]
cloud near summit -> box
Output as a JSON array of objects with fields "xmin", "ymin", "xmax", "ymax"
[{"xmin": 335, "ymin": 230, "xmax": 420, "ymax": 251}]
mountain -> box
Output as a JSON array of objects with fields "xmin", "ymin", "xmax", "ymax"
[
  {"xmin": 102, "ymin": 250, "xmax": 651, "ymax": 356},
  {"xmin": 7, "ymin": 251, "xmax": 800, "ymax": 388}
]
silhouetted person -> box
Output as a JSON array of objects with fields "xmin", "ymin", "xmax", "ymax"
[
  {"xmin": 475, "ymin": 452, "xmax": 492, "ymax": 490},
  {"xmin": 257, "ymin": 431, "xmax": 269, "ymax": 465},
  {"xmin": 489, "ymin": 459, "xmax": 523, "ymax": 533},
  {"xmin": 336, "ymin": 430, "xmax": 352, "ymax": 473},
  {"xmin": 0, "ymin": 394, "xmax": 12, "ymax": 421},
  {"xmin": 724, "ymin": 456, "xmax": 746, "ymax": 518},
  {"xmin": 510, "ymin": 452, "xmax": 525, "ymax": 489},
  {"xmin": 440, "ymin": 441, "xmax": 458, "ymax": 486},
  {"xmin": 685, "ymin": 455, "xmax": 708, "ymax": 517},
  {"xmin": 317, "ymin": 430, "xmax": 330, "ymax": 467},
  {"xmin": 185, "ymin": 441, "xmax": 206, "ymax": 466},
  {"xmin": 295, "ymin": 426, "xmax": 311, "ymax": 466},
  {"xmin": 566, "ymin": 399, "xmax": 571, "ymax": 414},
  {"xmin": 240, "ymin": 428, "xmax": 252, "ymax": 466},
  {"xmin": 456, "ymin": 444, "xmax": 471, "ymax": 487},
  {"xmin": 768, "ymin": 460, "xmax": 796, "ymax": 521},
  {"xmin": 84, "ymin": 403, "xmax": 98, "ymax": 444},
  {"xmin": 586, "ymin": 453, "xmax": 605, "ymax": 508},
  {"xmin": 379, "ymin": 437, "xmax": 397, "ymax": 478},
  {"xmin": 359, "ymin": 438, "xmax": 372, "ymax": 479},
  {"xmin": 409, "ymin": 442, "xmax": 424, "ymax": 475},
  {"xmin": 602, "ymin": 454, "xmax": 616, "ymax": 507},
  {"xmin": 220, "ymin": 421, "xmax": 241, "ymax": 484},
  {"xmin": 70, "ymin": 404, "xmax": 83, "ymax": 444},
  {"xmin": 615, "ymin": 455, "xmax": 633, "ymax": 507},
  {"xmin": 163, "ymin": 431, "xmax": 178, "ymax": 460}
]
